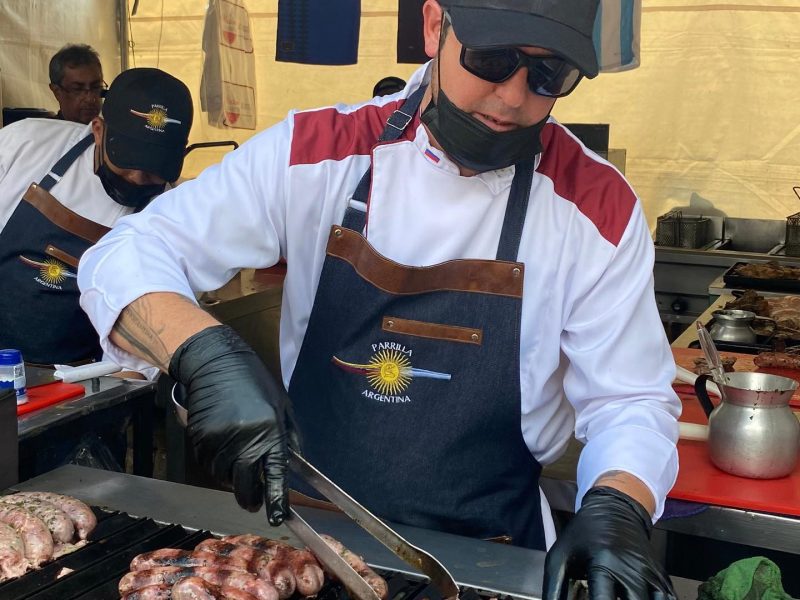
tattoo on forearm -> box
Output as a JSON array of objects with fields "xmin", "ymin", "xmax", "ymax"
[
  {"xmin": 113, "ymin": 301, "xmax": 171, "ymax": 370},
  {"xmin": 594, "ymin": 470, "xmax": 630, "ymax": 488}
]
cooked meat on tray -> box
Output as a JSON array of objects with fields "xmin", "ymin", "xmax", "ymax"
[
  {"xmin": 0, "ymin": 492, "xmax": 95, "ymax": 581},
  {"xmin": 732, "ymin": 261, "xmax": 800, "ymax": 280},
  {"xmin": 119, "ymin": 534, "xmax": 387, "ymax": 600}
]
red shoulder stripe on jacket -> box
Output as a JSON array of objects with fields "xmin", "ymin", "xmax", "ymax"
[
  {"xmin": 290, "ymin": 100, "xmax": 419, "ymax": 166},
  {"xmin": 538, "ymin": 123, "xmax": 636, "ymax": 247}
]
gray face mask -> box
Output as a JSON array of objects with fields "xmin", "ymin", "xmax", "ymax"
[{"xmin": 421, "ymin": 88, "xmax": 547, "ymax": 172}]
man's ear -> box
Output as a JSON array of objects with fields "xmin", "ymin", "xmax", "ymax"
[
  {"xmin": 49, "ymin": 83, "xmax": 60, "ymax": 99},
  {"xmin": 422, "ymin": 0, "xmax": 446, "ymax": 59},
  {"xmin": 90, "ymin": 117, "xmax": 104, "ymax": 146}
]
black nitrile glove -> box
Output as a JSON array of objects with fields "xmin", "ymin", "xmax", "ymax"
[
  {"xmin": 543, "ymin": 486, "xmax": 676, "ymax": 600},
  {"xmin": 169, "ymin": 324, "xmax": 296, "ymax": 525}
]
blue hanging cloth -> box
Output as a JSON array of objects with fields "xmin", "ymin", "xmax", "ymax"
[{"xmin": 276, "ymin": 0, "xmax": 361, "ymax": 66}]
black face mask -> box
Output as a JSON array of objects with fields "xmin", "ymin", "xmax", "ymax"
[
  {"xmin": 421, "ymin": 88, "xmax": 548, "ymax": 173},
  {"xmin": 95, "ymin": 162, "xmax": 166, "ymax": 210}
]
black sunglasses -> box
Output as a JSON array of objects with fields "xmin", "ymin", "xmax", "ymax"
[{"xmin": 460, "ymin": 46, "xmax": 583, "ymax": 98}]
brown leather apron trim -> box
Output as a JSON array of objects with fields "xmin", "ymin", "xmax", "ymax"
[
  {"xmin": 327, "ymin": 227, "xmax": 524, "ymax": 298},
  {"xmin": 484, "ymin": 535, "xmax": 513, "ymax": 544},
  {"xmin": 23, "ymin": 183, "xmax": 111, "ymax": 244},
  {"xmin": 45, "ymin": 244, "xmax": 80, "ymax": 269},
  {"xmin": 382, "ymin": 316, "xmax": 482, "ymax": 345}
]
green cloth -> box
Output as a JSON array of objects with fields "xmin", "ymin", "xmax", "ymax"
[{"xmin": 697, "ymin": 557, "xmax": 792, "ymax": 600}]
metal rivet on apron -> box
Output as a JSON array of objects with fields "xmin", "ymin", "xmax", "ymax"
[
  {"xmin": 387, "ymin": 320, "xmax": 394, "ymax": 328},
  {"xmin": 471, "ymin": 333, "xmax": 479, "ymax": 342},
  {"xmin": 334, "ymin": 228, "xmax": 343, "ymax": 237},
  {"xmin": 512, "ymin": 267, "xmax": 521, "ymax": 277}
]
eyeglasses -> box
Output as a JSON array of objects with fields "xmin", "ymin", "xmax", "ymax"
[
  {"xmin": 460, "ymin": 46, "xmax": 583, "ymax": 98},
  {"xmin": 55, "ymin": 83, "xmax": 108, "ymax": 98}
]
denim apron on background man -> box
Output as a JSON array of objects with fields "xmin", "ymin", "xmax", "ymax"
[
  {"xmin": 288, "ymin": 87, "xmax": 546, "ymax": 550},
  {"xmin": 0, "ymin": 134, "xmax": 110, "ymax": 365}
]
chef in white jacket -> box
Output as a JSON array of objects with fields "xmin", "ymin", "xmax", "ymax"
[
  {"xmin": 79, "ymin": 2, "xmax": 679, "ymax": 599},
  {"xmin": 0, "ymin": 67, "xmax": 192, "ymax": 365}
]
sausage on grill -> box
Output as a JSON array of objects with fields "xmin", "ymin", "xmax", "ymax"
[
  {"xmin": 194, "ymin": 539, "xmax": 295, "ymax": 599},
  {"xmin": 119, "ymin": 567, "xmax": 189, "ymax": 594},
  {"xmin": 0, "ymin": 521, "xmax": 29, "ymax": 581},
  {"xmin": 13, "ymin": 492, "xmax": 97, "ymax": 540},
  {"xmin": 0, "ymin": 496, "xmax": 75, "ymax": 543},
  {"xmin": 286, "ymin": 548, "xmax": 325, "ymax": 597},
  {"xmin": 221, "ymin": 535, "xmax": 294, "ymax": 558},
  {"xmin": 320, "ymin": 535, "xmax": 388, "ymax": 600},
  {"xmin": 0, "ymin": 505, "xmax": 53, "ymax": 566},
  {"xmin": 120, "ymin": 584, "xmax": 173, "ymax": 599},
  {"xmin": 120, "ymin": 567, "xmax": 278, "ymax": 600},
  {"xmin": 131, "ymin": 549, "xmax": 249, "ymax": 572},
  {"xmin": 171, "ymin": 576, "xmax": 257, "ymax": 600}
]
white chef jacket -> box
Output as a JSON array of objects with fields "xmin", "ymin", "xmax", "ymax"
[
  {"xmin": 0, "ymin": 119, "xmax": 134, "ymax": 231},
  {"xmin": 80, "ymin": 64, "xmax": 681, "ymax": 522}
]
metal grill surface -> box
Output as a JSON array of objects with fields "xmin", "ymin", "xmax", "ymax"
[{"xmin": 0, "ymin": 508, "xmax": 509, "ymax": 600}]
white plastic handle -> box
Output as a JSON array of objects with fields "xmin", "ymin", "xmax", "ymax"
[{"xmin": 675, "ymin": 364, "xmax": 721, "ymax": 397}]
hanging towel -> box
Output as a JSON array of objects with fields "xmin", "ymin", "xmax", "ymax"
[
  {"xmin": 200, "ymin": 0, "xmax": 257, "ymax": 130},
  {"xmin": 276, "ymin": 0, "xmax": 361, "ymax": 66},
  {"xmin": 593, "ymin": 0, "xmax": 641, "ymax": 72},
  {"xmin": 397, "ymin": 0, "xmax": 427, "ymax": 64},
  {"xmin": 697, "ymin": 557, "xmax": 792, "ymax": 600}
]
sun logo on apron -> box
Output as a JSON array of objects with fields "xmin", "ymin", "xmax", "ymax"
[
  {"xmin": 18, "ymin": 255, "xmax": 77, "ymax": 287},
  {"xmin": 333, "ymin": 343, "xmax": 451, "ymax": 401}
]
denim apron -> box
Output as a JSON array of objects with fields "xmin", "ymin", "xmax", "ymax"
[
  {"xmin": 0, "ymin": 134, "xmax": 110, "ymax": 364},
  {"xmin": 288, "ymin": 87, "xmax": 546, "ymax": 550}
]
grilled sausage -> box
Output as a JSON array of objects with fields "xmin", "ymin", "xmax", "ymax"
[
  {"xmin": 120, "ymin": 567, "xmax": 278, "ymax": 600},
  {"xmin": 754, "ymin": 351, "xmax": 800, "ymax": 370},
  {"xmin": 131, "ymin": 549, "xmax": 249, "ymax": 572},
  {"xmin": 171, "ymin": 576, "xmax": 257, "ymax": 600},
  {"xmin": 320, "ymin": 535, "xmax": 388, "ymax": 600},
  {"xmin": 120, "ymin": 567, "xmax": 190, "ymax": 594},
  {"xmin": 221, "ymin": 535, "xmax": 294, "ymax": 558},
  {"xmin": 194, "ymin": 539, "xmax": 295, "ymax": 599},
  {"xmin": 13, "ymin": 492, "xmax": 97, "ymax": 539},
  {"xmin": 0, "ymin": 505, "xmax": 53, "ymax": 566},
  {"xmin": 286, "ymin": 548, "xmax": 325, "ymax": 597},
  {"xmin": 121, "ymin": 584, "xmax": 173, "ymax": 599},
  {"xmin": 0, "ymin": 521, "xmax": 29, "ymax": 581},
  {"xmin": 0, "ymin": 496, "xmax": 75, "ymax": 543}
]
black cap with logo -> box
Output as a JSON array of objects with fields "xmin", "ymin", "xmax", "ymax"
[
  {"xmin": 438, "ymin": 0, "xmax": 601, "ymax": 78},
  {"xmin": 102, "ymin": 68, "xmax": 193, "ymax": 182}
]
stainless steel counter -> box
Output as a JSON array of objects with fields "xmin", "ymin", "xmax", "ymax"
[{"xmin": 12, "ymin": 465, "xmax": 546, "ymax": 600}]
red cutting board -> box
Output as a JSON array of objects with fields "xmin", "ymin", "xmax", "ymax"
[
  {"xmin": 17, "ymin": 382, "xmax": 85, "ymax": 416},
  {"xmin": 668, "ymin": 383, "xmax": 800, "ymax": 516}
]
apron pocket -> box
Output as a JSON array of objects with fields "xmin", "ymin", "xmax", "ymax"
[{"xmin": 382, "ymin": 316, "xmax": 482, "ymax": 345}]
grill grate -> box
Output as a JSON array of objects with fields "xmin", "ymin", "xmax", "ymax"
[{"xmin": 1, "ymin": 507, "xmax": 513, "ymax": 600}]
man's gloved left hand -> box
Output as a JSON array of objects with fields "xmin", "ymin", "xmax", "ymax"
[{"xmin": 543, "ymin": 486, "xmax": 676, "ymax": 600}]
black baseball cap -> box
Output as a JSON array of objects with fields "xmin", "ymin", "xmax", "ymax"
[
  {"xmin": 439, "ymin": 0, "xmax": 601, "ymax": 78},
  {"xmin": 101, "ymin": 68, "xmax": 193, "ymax": 182}
]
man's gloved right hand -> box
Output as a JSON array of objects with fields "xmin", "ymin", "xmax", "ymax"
[{"xmin": 169, "ymin": 324, "xmax": 294, "ymax": 525}]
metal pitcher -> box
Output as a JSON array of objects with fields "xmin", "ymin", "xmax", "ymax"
[
  {"xmin": 708, "ymin": 310, "xmax": 758, "ymax": 344},
  {"xmin": 694, "ymin": 372, "xmax": 800, "ymax": 479}
]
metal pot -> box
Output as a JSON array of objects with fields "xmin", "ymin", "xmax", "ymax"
[
  {"xmin": 694, "ymin": 372, "xmax": 800, "ymax": 479},
  {"xmin": 709, "ymin": 309, "xmax": 758, "ymax": 344}
]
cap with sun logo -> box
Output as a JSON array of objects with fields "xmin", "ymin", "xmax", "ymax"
[{"xmin": 101, "ymin": 67, "xmax": 193, "ymax": 182}]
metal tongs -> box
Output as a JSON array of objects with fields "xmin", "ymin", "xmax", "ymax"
[
  {"xmin": 287, "ymin": 449, "xmax": 459, "ymax": 600},
  {"xmin": 170, "ymin": 390, "xmax": 458, "ymax": 600},
  {"xmin": 695, "ymin": 321, "xmax": 728, "ymax": 403}
]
